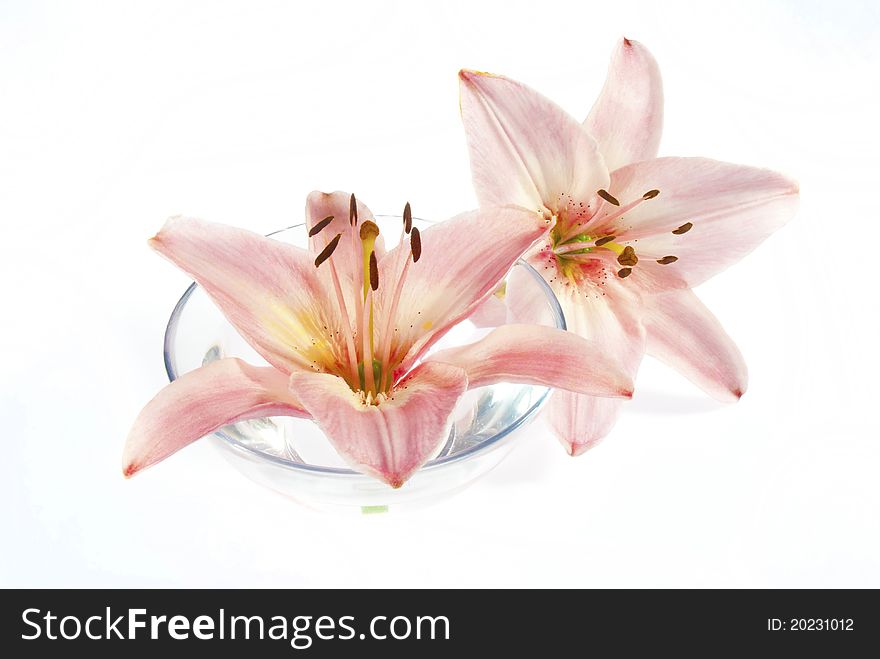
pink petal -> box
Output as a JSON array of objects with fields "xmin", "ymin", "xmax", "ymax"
[
  {"xmin": 547, "ymin": 391, "xmax": 625, "ymax": 456},
  {"xmin": 541, "ymin": 277, "xmax": 647, "ymax": 454},
  {"xmin": 377, "ymin": 206, "xmax": 548, "ymax": 376},
  {"xmin": 554, "ymin": 273, "xmax": 647, "ymax": 376},
  {"xmin": 151, "ymin": 216, "xmax": 347, "ymax": 374},
  {"xmin": 467, "ymin": 291, "xmax": 508, "ymax": 328},
  {"xmin": 642, "ymin": 289, "xmax": 747, "ymax": 402},
  {"xmin": 508, "ymin": 253, "xmax": 646, "ymax": 375},
  {"xmin": 123, "ymin": 358, "xmax": 308, "ymax": 477},
  {"xmin": 305, "ymin": 190, "xmax": 385, "ymax": 281},
  {"xmin": 459, "ymin": 69, "xmax": 609, "ymax": 213},
  {"xmin": 584, "ymin": 37, "xmax": 664, "ymax": 171},
  {"xmin": 503, "ymin": 260, "xmax": 560, "ymax": 327},
  {"xmin": 592, "ymin": 157, "xmax": 799, "ymax": 288},
  {"xmin": 290, "ymin": 362, "xmax": 468, "ymax": 488},
  {"xmin": 427, "ymin": 324, "xmax": 633, "ymax": 397}
]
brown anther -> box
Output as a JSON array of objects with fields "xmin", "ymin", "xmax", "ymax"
[
  {"xmin": 369, "ymin": 250, "xmax": 379, "ymax": 290},
  {"xmin": 642, "ymin": 189, "xmax": 660, "ymax": 200},
  {"xmin": 594, "ymin": 236, "xmax": 615, "ymax": 247},
  {"xmin": 617, "ymin": 245, "xmax": 638, "ymax": 266},
  {"xmin": 657, "ymin": 255, "xmax": 678, "ymax": 265},
  {"xmin": 314, "ymin": 233, "xmax": 342, "ymax": 267},
  {"xmin": 349, "ymin": 193, "xmax": 358, "ymax": 226},
  {"xmin": 672, "ymin": 222, "xmax": 693, "ymax": 235},
  {"xmin": 403, "ymin": 202, "xmax": 412, "ymax": 234},
  {"xmin": 308, "ymin": 215, "xmax": 334, "ymax": 237},
  {"xmin": 410, "ymin": 226, "xmax": 422, "ymax": 262},
  {"xmin": 597, "ymin": 189, "xmax": 620, "ymax": 206},
  {"xmin": 617, "ymin": 267, "xmax": 632, "ymax": 278},
  {"xmin": 359, "ymin": 220, "xmax": 380, "ymax": 241}
]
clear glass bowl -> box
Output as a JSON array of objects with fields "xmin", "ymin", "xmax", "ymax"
[{"xmin": 163, "ymin": 217, "xmax": 564, "ymax": 513}]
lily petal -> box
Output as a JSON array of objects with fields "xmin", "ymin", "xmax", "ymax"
[
  {"xmin": 123, "ymin": 358, "xmax": 308, "ymax": 477},
  {"xmin": 555, "ymin": 275, "xmax": 646, "ymax": 375},
  {"xmin": 290, "ymin": 362, "xmax": 468, "ymax": 488},
  {"xmin": 584, "ymin": 37, "xmax": 664, "ymax": 171},
  {"xmin": 593, "ymin": 157, "xmax": 799, "ymax": 288},
  {"xmin": 467, "ymin": 290, "xmax": 508, "ymax": 328},
  {"xmin": 459, "ymin": 69, "xmax": 609, "ymax": 213},
  {"xmin": 305, "ymin": 190, "xmax": 385, "ymax": 281},
  {"xmin": 151, "ymin": 216, "xmax": 348, "ymax": 374},
  {"xmin": 547, "ymin": 391, "xmax": 625, "ymax": 456},
  {"xmin": 378, "ymin": 206, "xmax": 547, "ymax": 377},
  {"xmin": 642, "ymin": 289, "xmax": 747, "ymax": 402},
  {"xmin": 542, "ymin": 281, "xmax": 646, "ymax": 454},
  {"xmin": 428, "ymin": 324, "xmax": 633, "ymax": 397},
  {"xmin": 503, "ymin": 261, "xmax": 560, "ymax": 327}
]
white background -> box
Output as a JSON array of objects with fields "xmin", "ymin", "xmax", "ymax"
[{"xmin": 2, "ymin": 0, "xmax": 878, "ymax": 587}]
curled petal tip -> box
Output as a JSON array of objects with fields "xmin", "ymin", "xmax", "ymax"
[
  {"xmin": 622, "ymin": 36, "xmax": 633, "ymax": 46},
  {"xmin": 733, "ymin": 388, "xmax": 744, "ymax": 400},
  {"xmin": 458, "ymin": 68, "xmax": 500, "ymax": 83},
  {"xmin": 566, "ymin": 440, "xmax": 600, "ymax": 457},
  {"xmin": 458, "ymin": 69, "xmax": 484, "ymax": 85},
  {"xmin": 623, "ymin": 389, "xmax": 634, "ymax": 399},
  {"xmin": 148, "ymin": 216, "xmax": 184, "ymax": 248},
  {"xmin": 122, "ymin": 462, "xmax": 140, "ymax": 479}
]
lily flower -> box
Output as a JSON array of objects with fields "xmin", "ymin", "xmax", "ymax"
[
  {"xmin": 458, "ymin": 39, "xmax": 799, "ymax": 455},
  {"xmin": 124, "ymin": 192, "xmax": 634, "ymax": 487}
]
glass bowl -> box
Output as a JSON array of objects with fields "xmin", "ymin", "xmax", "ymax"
[{"xmin": 163, "ymin": 217, "xmax": 564, "ymax": 513}]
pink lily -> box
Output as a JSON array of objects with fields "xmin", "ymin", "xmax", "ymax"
[
  {"xmin": 459, "ymin": 39, "xmax": 799, "ymax": 455},
  {"xmin": 124, "ymin": 192, "xmax": 634, "ymax": 487}
]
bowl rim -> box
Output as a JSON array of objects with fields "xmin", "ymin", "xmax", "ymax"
[{"xmin": 163, "ymin": 219, "xmax": 565, "ymax": 478}]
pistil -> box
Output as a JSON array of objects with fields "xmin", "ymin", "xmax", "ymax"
[{"xmin": 358, "ymin": 220, "xmax": 381, "ymax": 395}]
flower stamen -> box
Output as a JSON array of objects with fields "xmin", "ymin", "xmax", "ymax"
[
  {"xmin": 617, "ymin": 245, "xmax": 638, "ymax": 267},
  {"xmin": 308, "ymin": 215, "xmax": 334, "ymax": 237},
  {"xmin": 598, "ymin": 188, "xmax": 660, "ymax": 227},
  {"xmin": 361, "ymin": 287, "xmax": 377, "ymax": 395},
  {"xmin": 349, "ymin": 193, "xmax": 358, "ymax": 226},
  {"xmin": 672, "ymin": 222, "xmax": 693, "ymax": 235},
  {"xmin": 410, "ymin": 227, "xmax": 422, "ymax": 262},
  {"xmin": 597, "ymin": 189, "xmax": 620, "ymax": 206},
  {"xmin": 403, "ymin": 201, "xmax": 412, "ymax": 234},
  {"xmin": 378, "ymin": 222, "xmax": 422, "ymax": 392},
  {"xmin": 314, "ymin": 232, "xmax": 342, "ymax": 268},
  {"xmin": 558, "ymin": 189, "xmax": 660, "ymax": 245},
  {"xmin": 314, "ymin": 232, "xmax": 358, "ymax": 385},
  {"xmin": 369, "ymin": 250, "xmax": 379, "ymax": 291}
]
